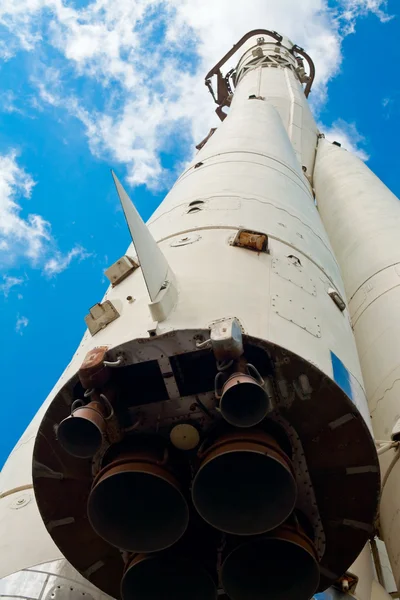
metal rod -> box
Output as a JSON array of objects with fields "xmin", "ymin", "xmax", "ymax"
[
  {"xmin": 378, "ymin": 443, "xmax": 397, "ymax": 456},
  {"xmin": 370, "ymin": 537, "xmax": 385, "ymax": 587},
  {"xmin": 382, "ymin": 448, "xmax": 400, "ymax": 491}
]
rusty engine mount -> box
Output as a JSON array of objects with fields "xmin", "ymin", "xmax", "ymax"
[{"xmin": 32, "ymin": 325, "xmax": 380, "ymax": 600}]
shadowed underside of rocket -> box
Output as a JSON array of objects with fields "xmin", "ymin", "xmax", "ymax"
[{"xmin": 2, "ymin": 28, "xmax": 400, "ymax": 600}]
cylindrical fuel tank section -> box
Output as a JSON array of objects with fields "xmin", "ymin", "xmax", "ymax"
[
  {"xmin": 1, "ymin": 32, "xmax": 380, "ymax": 600},
  {"xmin": 314, "ymin": 138, "xmax": 400, "ymax": 592}
]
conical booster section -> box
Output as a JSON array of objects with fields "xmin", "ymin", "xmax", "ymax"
[
  {"xmin": 221, "ymin": 522, "xmax": 320, "ymax": 600},
  {"xmin": 192, "ymin": 430, "xmax": 296, "ymax": 535},
  {"xmin": 87, "ymin": 444, "xmax": 189, "ymax": 552}
]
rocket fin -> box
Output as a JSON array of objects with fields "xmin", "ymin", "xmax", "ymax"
[{"xmin": 111, "ymin": 171, "xmax": 170, "ymax": 302}]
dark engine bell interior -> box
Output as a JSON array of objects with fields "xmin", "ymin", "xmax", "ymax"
[{"xmin": 32, "ymin": 332, "xmax": 379, "ymax": 600}]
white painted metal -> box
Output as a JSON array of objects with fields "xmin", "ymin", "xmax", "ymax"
[
  {"xmin": 374, "ymin": 539, "xmax": 397, "ymax": 595},
  {"xmin": 104, "ymin": 255, "xmax": 137, "ymax": 286},
  {"xmin": 112, "ymin": 171, "xmax": 170, "ymax": 302},
  {"xmin": 314, "ymin": 138, "xmax": 400, "ymax": 591},
  {"xmin": 0, "ymin": 406, "xmax": 61, "ymax": 579},
  {"xmin": 349, "ymin": 546, "xmax": 392, "ymax": 600},
  {"xmin": 0, "ymin": 558, "xmax": 113, "ymax": 600},
  {"xmin": 0, "ymin": 33, "xmax": 383, "ymax": 599},
  {"xmin": 234, "ymin": 39, "xmax": 319, "ymax": 174}
]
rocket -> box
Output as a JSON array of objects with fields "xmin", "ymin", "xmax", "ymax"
[{"xmin": 0, "ymin": 28, "xmax": 399, "ymax": 600}]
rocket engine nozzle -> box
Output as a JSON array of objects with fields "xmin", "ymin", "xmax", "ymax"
[
  {"xmin": 121, "ymin": 553, "xmax": 217, "ymax": 600},
  {"xmin": 192, "ymin": 430, "xmax": 296, "ymax": 535},
  {"xmin": 57, "ymin": 400, "xmax": 107, "ymax": 458},
  {"xmin": 218, "ymin": 367, "xmax": 270, "ymax": 428},
  {"xmin": 221, "ymin": 522, "xmax": 320, "ymax": 600},
  {"xmin": 87, "ymin": 447, "xmax": 189, "ymax": 552}
]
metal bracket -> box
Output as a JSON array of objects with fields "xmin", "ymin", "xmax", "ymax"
[
  {"xmin": 332, "ymin": 571, "xmax": 358, "ymax": 595},
  {"xmin": 210, "ymin": 317, "xmax": 244, "ymax": 362},
  {"xmin": 328, "ymin": 287, "xmax": 346, "ymax": 312},
  {"xmin": 205, "ymin": 29, "xmax": 315, "ymax": 119},
  {"xmin": 231, "ymin": 229, "xmax": 268, "ymax": 252},
  {"xmin": 105, "ymin": 255, "xmax": 138, "ymax": 286},
  {"xmin": 204, "ymin": 29, "xmax": 283, "ymax": 120},
  {"xmin": 85, "ymin": 301, "xmax": 120, "ymax": 336}
]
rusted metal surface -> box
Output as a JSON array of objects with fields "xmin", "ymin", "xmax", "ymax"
[
  {"xmin": 78, "ymin": 346, "xmax": 110, "ymax": 389},
  {"xmin": 205, "ymin": 29, "xmax": 283, "ymax": 81},
  {"xmin": 33, "ymin": 377, "xmax": 124, "ymax": 597},
  {"xmin": 87, "ymin": 447, "xmax": 189, "ymax": 553},
  {"xmin": 334, "ymin": 572, "xmax": 359, "ymax": 595},
  {"xmin": 205, "ymin": 30, "xmax": 282, "ymax": 120},
  {"xmin": 221, "ymin": 520, "xmax": 319, "ymax": 600},
  {"xmin": 57, "ymin": 400, "xmax": 107, "ymax": 459},
  {"xmin": 196, "ymin": 128, "xmax": 217, "ymax": 151},
  {"xmin": 231, "ymin": 229, "xmax": 268, "ymax": 252},
  {"xmin": 292, "ymin": 44, "xmax": 316, "ymax": 97},
  {"xmin": 192, "ymin": 429, "xmax": 296, "ymax": 535}
]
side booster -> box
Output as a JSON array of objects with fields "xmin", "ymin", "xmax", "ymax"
[
  {"xmin": 2, "ymin": 30, "xmax": 380, "ymax": 600},
  {"xmin": 314, "ymin": 138, "xmax": 400, "ymax": 589}
]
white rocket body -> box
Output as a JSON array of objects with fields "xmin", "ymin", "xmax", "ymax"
[
  {"xmin": 314, "ymin": 140, "xmax": 400, "ymax": 591},
  {"xmin": 0, "ymin": 30, "xmax": 396, "ymax": 600}
]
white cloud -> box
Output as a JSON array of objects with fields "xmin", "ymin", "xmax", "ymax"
[
  {"xmin": 321, "ymin": 118, "xmax": 370, "ymax": 161},
  {"xmin": 0, "ymin": 90, "xmax": 23, "ymax": 114},
  {"xmin": 0, "ymin": 150, "xmax": 51, "ymax": 263},
  {"xmin": 0, "ymin": 0, "xmax": 393, "ymax": 188},
  {"xmin": 0, "ymin": 39, "xmax": 15, "ymax": 60},
  {"xmin": 15, "ymin": 314, "xmax": 29, "ymax": 334},
  {"xmin": 382, "ymin": 95, "xmax": 398, "ymax": 119},
  {"xmin": 0, "ymin": 275, "xmax": 24, "ymax": 297},
  {"xmin": 44, "ymin": 245, "xmax": 92, "ymax": 276},
  {"xmin": 0, "ymin": 150, "xmax": 91, "ymax": 276},
  {"xmin": 338, "ymin": 0, "xmax": 393, "ymax": 31}
]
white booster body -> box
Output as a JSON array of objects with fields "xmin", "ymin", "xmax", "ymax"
[
  {"xmin": 0, "ymin": 31, "xmax": 394, "ymax": 600},
  {"xmin": 314, "ymin": 139, "xmax": 400, "ymax": 591}
]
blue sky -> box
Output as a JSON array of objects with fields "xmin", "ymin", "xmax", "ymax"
[{"xmin": 0, "ymin": 0, "xmax": 398, "ymax": 466}]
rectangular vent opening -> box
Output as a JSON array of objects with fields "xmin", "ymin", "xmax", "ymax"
[{"xmin": 116, "ymin": 360, "xmax": 169, "ymax": 407}]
